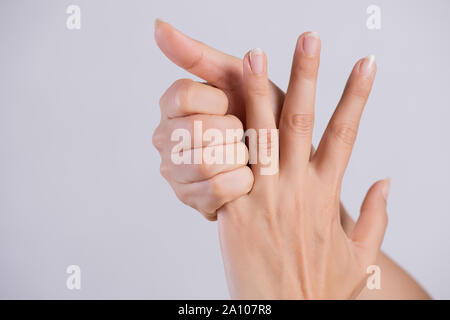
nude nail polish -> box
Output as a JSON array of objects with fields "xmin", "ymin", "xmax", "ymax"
[
  {"xmin": 303, "ymin": 32, "xmax": 320, "ymax": 57},
  {"xmin": 360, "ymin": 54, "xmax": 376, "ymax": 76},
  {"xmin": 249, "ymin": 48, "xmax": 264, "ymax": 74}
]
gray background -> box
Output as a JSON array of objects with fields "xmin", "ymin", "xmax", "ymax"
[{"xmin": 0, "ymin": 0, "xmax": 449, "ymax": 299}]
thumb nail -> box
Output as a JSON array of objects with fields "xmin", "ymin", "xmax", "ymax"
[{"xmin": 154, "ymin": 18, "xmax": 165, "ymax": 29}]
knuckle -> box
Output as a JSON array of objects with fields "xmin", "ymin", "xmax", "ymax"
[
  {"xmin": 152, "ymin": 127, "xmax": 164, "ymax": 151},
  {"xmin": 185, "ymin": 50, "xmax": 204, "ymax": 71},
  {"xmin": 251, "ymin": 88, "xmax": 270, "ymax": 98},
  {"xmin": 330, "ymin": 122, "xmax": 358, "ymax": 147},
  {"xmin": 284, "ymin": 113, "xmax": 314, "ymax": 136},
  {"xmin": 248, "ymin": 80, "xmax": 270, "ymax": 98},
  {"xmin": 347, "ymin": 82, "xmax": 370, "ymax": 102},
  {"xmin": 175, "ymin": 79, "xmax": 195, "ymax": 113},
  {"xmin": 159, "ymin": 86, "xmax": 171, "ymax": 109},
  {"xmin": 294, "ymin": 58, "xmax": 319, "ymax": 81},
  {"xmin": 159, "ymin": 79, "xmax": 189, "ymax": 109}
]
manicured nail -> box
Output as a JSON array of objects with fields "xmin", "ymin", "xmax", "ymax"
[
  {"xmin": 154, "ymin": 18, "xmax": 164, "ymax": 29},
  {"xmin": 249, "ymin": 48, "xmax": 264, "ymax": 74},
  {"xmin": 360, "ymin": 54, "xmax": 376, "ymax": 76},
  {"xmin": 303, "ymin": 32, "xmax": 320, "ymax": 57},
  {"xmin": 382, "ymin": 177, "xmax": 391, "ymax": 201}
]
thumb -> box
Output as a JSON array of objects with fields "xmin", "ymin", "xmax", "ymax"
[
  {"xmin": 243, "ymin": 48, "xmax": 278, "ymax": 179},
  {"xmin": 154, "ymin": 19, "xmax": 241, "ymax": 89},
  {"xmin": 351, "ymin": 178, "xmax": 390, "ymax": 261}
]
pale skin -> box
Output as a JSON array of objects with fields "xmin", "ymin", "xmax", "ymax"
[{"xmin": 153, "ymin": 20, "xmax": 430, "ymax": 299}]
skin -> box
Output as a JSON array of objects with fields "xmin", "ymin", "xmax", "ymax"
[{"xmin": 153, "ymin": 20, "xmax": 430, "ymax": 299}]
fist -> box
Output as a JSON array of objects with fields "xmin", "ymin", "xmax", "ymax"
[{"xmin": 153, "ymin": 79, "xmax": 253, "ymax": 220}]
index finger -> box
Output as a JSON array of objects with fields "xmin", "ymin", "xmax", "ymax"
[{"xmin": 159, "ymin": 79, "xmax": 229, "ymax": 118}]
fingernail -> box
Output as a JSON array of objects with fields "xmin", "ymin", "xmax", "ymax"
[
  {"xmin": 360, "ymin": 54, "xmax": 376, "ymax": 76},
  {"xmin": 249, "ymin": 48, "xmax": 264, "ymax": 74},
  {"xmin": 382, "ymin": 177, "xmax": 391, "ymax": 201},
  {"xmin": 303, "ymin": 32, "xmax": 320, "ymax": 57},
  {"xmin": 154, "ymin": 18, "xmax": 164, "ymax": 29}
]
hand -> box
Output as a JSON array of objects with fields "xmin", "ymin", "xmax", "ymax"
[
  {"xmin": 153, "ymin": 20, "xmax": 430, "ymax": 301},
  {"xmin": 217, "ymin": 35, "xmax": 388, "ymax": 299},
  {"xmin": 152, "ymin": 79, "xmax": 253, "ymax": 220},
  {"xmin": 153, "ymin": 20, "xmax": 378, "ymax": 229},
  {"xmin": 153, "ymin": 19, "xmax": 284, "ymax": 220}
]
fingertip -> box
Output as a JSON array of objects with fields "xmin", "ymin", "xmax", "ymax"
[
  {"xmin": 249, "ymin": 48, "xmax": 266, "ymax": 74},
  {"xmin": 366, "ymin": 178, "xmax": 390, "ymax": 206},
  {"xmin": 154, "ymin": 18, "xmax": 165, "ymax": 29},
  {"xmin": 244, "ymin": 48, "xmax": 267, "ymax": 77},
  {"xmin": 352, "ymin": 178, "xmax": 390, "ymax": 247},
  {"xmin": 296, "ymin": 31, "xmax": 321, "ymax": 57},
  {"xmin": 295, "ymin": 31, "xmax": 315, "ymax": 46},
  {"xmin": 362, "ymin": 179, "xmax": 389, "ymax": 206},
  {"xmin": 243, "ymin": 48, "xmax": 270, "ymax": 99},
  {"xmin": 357, "ymin": 54, "xmax": 377, "ymax": 77},
  {"xmin": 154, "ymin": 18, "xmax": 169, "ymax": 44}
]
